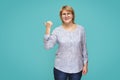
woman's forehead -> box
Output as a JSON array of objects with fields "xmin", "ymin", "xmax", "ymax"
[{"xmin": 62, "ymin": 10, "xmax": 72, "ymax": 13}]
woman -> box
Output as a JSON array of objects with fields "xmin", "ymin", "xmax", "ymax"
[{"xmin": 44, "ymin": 5, "xmax": 88, "ymax": 80}]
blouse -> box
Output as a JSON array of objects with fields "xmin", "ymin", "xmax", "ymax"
[{"xmin": 44, "ymin": 24, "xmax": 88, "ymax": 73}]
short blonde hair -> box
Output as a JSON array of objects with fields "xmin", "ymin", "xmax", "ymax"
[{"xmin": 60, "ymin": 5, "xmax": 75, "ymax": 23}]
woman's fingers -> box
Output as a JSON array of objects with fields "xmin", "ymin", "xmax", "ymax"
[
  {"xmin": 47, "ymin": 21, "xmax": 53, "ymax": 26},
  {"xmin": 82, "ymin": 66, "xmax": 88, "ymax": 75},
  {"xmin": 44, "ymin": 21, "xmax": 53, "ymax": 28}
]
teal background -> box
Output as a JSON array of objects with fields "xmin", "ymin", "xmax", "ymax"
[{"xmin": 0, "ymin": 0, "xmax": 120, "ymax": 80}]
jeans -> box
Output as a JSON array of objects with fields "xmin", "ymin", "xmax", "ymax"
[{"xmin": 53, "ymin": 67, "xmax": 82, "ymax": 80}]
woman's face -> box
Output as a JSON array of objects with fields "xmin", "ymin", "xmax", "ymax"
[{"xmin": 61, "ymin": 10, "xmax": 73, "ymax": 24}]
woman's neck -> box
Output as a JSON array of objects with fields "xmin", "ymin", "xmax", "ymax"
[
  {"xmin": 62, "ymin": 22, "xmax": 77, "ymax": 31},
  {"xmin": 62, "ymin": 22, "xmax": 74, "ymax": 28}
]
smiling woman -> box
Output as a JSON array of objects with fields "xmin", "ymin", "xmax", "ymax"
[
  {"xmin": 44, "ymin": 5, "xmax": 88, "ymax": 80},
  {"xmin": 60, "ymin": 6, "xmax": 75, "ymax": 24}
]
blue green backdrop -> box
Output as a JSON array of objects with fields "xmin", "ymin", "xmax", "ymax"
[{"xmin": 0, "ymin": 0, "xmax": 120, "ymax": 80}]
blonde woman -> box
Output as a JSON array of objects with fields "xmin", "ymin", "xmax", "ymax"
[{"xmin": 44, "ymin": 5, "xmax": 88, "ymax": 80}]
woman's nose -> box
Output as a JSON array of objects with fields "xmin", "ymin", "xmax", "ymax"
[{"xmin": 65, "ymin": 14, "xmax": 70, "ymax": 17}]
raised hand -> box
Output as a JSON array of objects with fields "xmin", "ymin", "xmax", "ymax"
[
  {"xmin": 44, "ymin": 21, "xmax": 53, "ymax": 28},
  {"xmin": 44, "ymin": 21, "xmax": 53, "ymax": 35}
]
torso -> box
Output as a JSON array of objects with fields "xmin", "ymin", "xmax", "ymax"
[{"xmin": 54, "ymin": 24, "xmax": 84, "ymax": 73}]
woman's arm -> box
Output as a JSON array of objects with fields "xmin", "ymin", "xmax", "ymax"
[
  {"xmin": 44, "ymin": 29, "xmax": 57, "ymax": 50},
  {"xmin": 81, "ymin": 27, "xmax": 88, "ymax": 75},
  {"xmin": 44, "ymin": 21, "xmax": 57, "ymax": 50}
]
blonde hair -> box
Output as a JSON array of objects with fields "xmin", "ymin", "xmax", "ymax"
[{"xmin": 60, "ymin": 5, "xmax": 75, "ymax": 23}]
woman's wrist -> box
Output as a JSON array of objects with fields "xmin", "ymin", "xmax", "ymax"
[
  {"xmin": 84, "ymin": 63, "xmax": 88, "ymax": 67},
  {"xmin": 46, "ymin": 28, "xmax": 51, "ymax": 35}
]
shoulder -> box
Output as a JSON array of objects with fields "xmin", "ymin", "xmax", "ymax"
[
  {"xmin": 76, "ymin": 24, "xmax": 86, "ymax": 35},
  {"xmin": 76, "ymin": 24, "xmax": 85, "ymax": 31},
  {"xmin": 54, "ymin": 26, "xmax": 62, "ymax": 31},
  {"xmin": 52, "ymin": 26, "xmax": 62, "ymax": 34},
  {"xmin": 53, "ymin": 25, "xmax": 63, "ymax": 32}
]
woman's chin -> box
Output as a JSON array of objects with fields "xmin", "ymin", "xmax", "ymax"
[{"xmin": 63, "ymin": 21, "xmax": 71, "ymax": 24}]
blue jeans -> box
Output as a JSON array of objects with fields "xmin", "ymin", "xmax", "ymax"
[{"xmin": 53, "ymin": 67, "xmax": 82, "ymax": 80}]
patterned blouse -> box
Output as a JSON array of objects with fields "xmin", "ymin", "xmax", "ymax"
[{"xmin": 44, "ymin": 24, "xmax": 88, "ymax": 73}]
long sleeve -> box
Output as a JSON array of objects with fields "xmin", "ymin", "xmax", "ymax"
[
  {"xmin": 44, "ymin": 25, "xmax": 88, "ymax": 73},
  {"xmin": 81, "ymin": 28, "xmax": 88, "ymax": 65},
  {"xmin": 44, "ymin": 29, "xmax": 57, "ymax": 50}
]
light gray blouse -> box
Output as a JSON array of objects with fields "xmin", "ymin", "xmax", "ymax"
[{"xmin": 44, "ymin": 24, "xmax": 88, "ymax": 73}]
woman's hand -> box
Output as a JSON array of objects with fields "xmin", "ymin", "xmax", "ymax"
[
  {"xmin": 45, "ymin": 21, "xmax": 53, "ymax": 28},
  {"xmin": 44, "ymin": 21, "xmax": 53, "ymax": 34},
  {"xmin": 82, "ymin": 63, "xmax": 88, "ymax": 75}
]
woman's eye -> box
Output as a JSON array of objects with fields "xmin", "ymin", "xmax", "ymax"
[
  {"xmin": 62, "ymin": 13, "xmax": 66, "ymax": 15},
  {"xmin": 62, "ymin": 13, "xmax": 71, "ymax": 16},
  {"xmin": 67, "ymin": 13, "xmax": 70, "ymax": 15}
]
